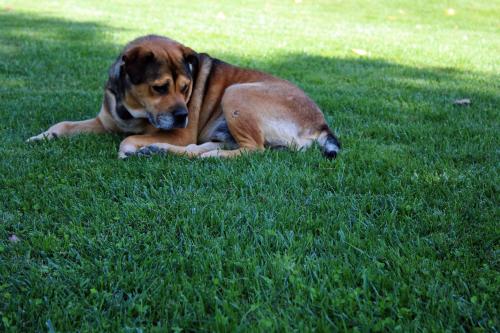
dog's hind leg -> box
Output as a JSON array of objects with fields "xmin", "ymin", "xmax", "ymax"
[
  {"xmin": 204, "ymin": 81, "xmax": 339, "ymax": 159},
  {"xmin": 195, "ymin": 83, "xmax": 268, "ymax": 159}
]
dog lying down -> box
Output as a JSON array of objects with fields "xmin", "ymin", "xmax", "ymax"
[{"xmin": 28, "ymin": 35, "xmax": 341, "ymax": 159}]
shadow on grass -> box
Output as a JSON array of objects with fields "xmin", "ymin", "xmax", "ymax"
[
  {"xmin": 0, "ymin": 11, "xmax": 122, "ymax": 82},
  {"xmin": 1, "ymin": 9, "xmax": 498, "ymax": 162},
  {"xmin": 0, "ymin": 10, "xmax": 123, "ymax": 135}
]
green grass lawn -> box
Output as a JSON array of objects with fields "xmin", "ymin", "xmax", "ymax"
[{"xmin": 0, "ymin": 0, "xmax": 499, "ymax": 331}]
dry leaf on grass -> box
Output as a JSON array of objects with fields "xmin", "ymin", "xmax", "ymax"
[{"xmin": 453, "ymin": 98, "xmax": 471, "ymax": 106}]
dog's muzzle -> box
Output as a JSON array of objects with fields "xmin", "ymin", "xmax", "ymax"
[
  {"xmin": 148, "ymin": 107, "xmax": 188, "ymax": 130},
  {"xmin": 171, "ymin": 107, "xmax": 188, "ymax": 128}
]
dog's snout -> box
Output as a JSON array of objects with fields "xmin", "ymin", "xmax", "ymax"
[
  {"xmin": 148, "ymin": 106, "xmax": 188, "ymax": 130},
  {"xmin": 155, "ymin": 113, "xmax": 173, "ymax": 130},
  {"xmin": 172, "ymin": 106, "xmax": 188, "ymax": 128},
  {"xmin": 172, "ymin": 107, "xmax": 188, "ymax": 121}
]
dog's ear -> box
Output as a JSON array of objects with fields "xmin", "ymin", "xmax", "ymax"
[
  {"xmin": 122, "ymin": 46, "xmax": 156, "ymax": 84},
  {"xmin": 183, "ymin": 47, "xmax": 199, "ymax": 81}
]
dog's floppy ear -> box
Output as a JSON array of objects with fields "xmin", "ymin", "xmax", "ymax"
[
  {"xmin": 122, "ymin": 46, "xmax": 156, "ymax": 84},
  {"xmin": 183, "ymin": 47, "xmax": 199, "ymax": 80}
]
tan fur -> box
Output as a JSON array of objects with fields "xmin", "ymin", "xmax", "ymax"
[{"xmin": 28, "ymin": 35, "xmax": 339, "ymax": 159}]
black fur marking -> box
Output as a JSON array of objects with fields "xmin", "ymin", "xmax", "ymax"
[
  {"xmin": 201, "ymin": 57, "xmax": 220, "ymax": 105},
  {"xmin": 328, "ymin": 133, "xmax": 341, "ymax": 149},
  {"xmin": 116, "ymin": 104, "xmax": 133, "ymax": 120},
  {"xmin": 184, "ymin": 53, "xmax": 199, "ymax": 81},
  {"xmin": 106, "ymin": 63, "xmax": 134, "ymax": 122},
  {"xmin": 323, "ymin": 133, "xmax": 341, "ymax": 159},
  {"xmin": 105, "ymin": 57, "xmax": 141, "ymax": 124},
  {"xmin": 171, "ymin": 68, "xmax": 178, "ymax": 82},
  {"xmin": 123, "ymin": 51, "xmax": 160, "ymax": 85},
  {"xmin": 318, "ymin": 124, "xmax": 330, "ymax": 133},
  {"xmin": 106, "ymin": 56, "xmax": 127, "ymax": 98},
  {"xmin": 152, "ymin": 82, "xmax": 169, "ymax": 94},
  {"xmin": 318, "ymin": 124, "xmax": 341, "ymax": 149},
  {"xmin": 210, "ymin": 119, "xmax": 236, "ymax": 144},
  {"xmin": 324, "ymin": 149, "xmax": 338, "ymax": 159}
]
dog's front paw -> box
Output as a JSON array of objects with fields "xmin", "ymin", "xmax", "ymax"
[
  {"xmin": 136, "ymin": 144, "xmax": 167, "ymax": 157},
  {"xmin": 199, "ymin": 150, "xmax": 221, "ymax": 158},
  {"xmin": 118, "ymin": 144, "xmax": 168, "ymax": 159},
  {"xmin": 27, "ymin": 131, "xmax": 58, "ymax": 142}
]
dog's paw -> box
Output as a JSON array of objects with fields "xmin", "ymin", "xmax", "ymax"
[
  {"xmin": 199, "ymin": 150, "xmax": 220, "ymax": 158},
  {"xmin": 26, "ymin": 131, "xmax": 58, "ymax": 142},
  {"xmin": 137, "ymin": 144, "xmax": 166, "ymax": 157},
  {"xmin": 118, "ymin": 144, "xmax": 168, "ymax": 159},
  {"xmin": 118, "ymin": 151, "xmax": 131, "ymax": 159}
]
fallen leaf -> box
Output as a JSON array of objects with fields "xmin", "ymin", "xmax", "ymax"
[
  {"xmin": 453, "ymin": 98, "xmax": 471, "ymax": 106},
  {"xmin": 352, "ymin": 49, "xmax": 369, "ymax": 56},
  {"xmin": 446, "ymin": 8, "xmax": 456, "ymax": 16},
  {"xmin": 8, "ymin": 234, "xmax": 20, "ymax": 243}
]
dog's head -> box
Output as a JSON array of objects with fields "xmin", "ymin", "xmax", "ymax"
[{"xmin": 120, "ymin": 36, "xmax": 198, "ymax": 130}]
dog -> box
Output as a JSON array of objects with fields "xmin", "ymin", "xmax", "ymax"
[{"xmin": 28, "ymin": 35, "xmax": 341, "ymax": 159}]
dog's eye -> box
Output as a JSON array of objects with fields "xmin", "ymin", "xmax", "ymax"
[
  {"xmin": 152, "ymin": 83, "xmax": 169, "ymax": 94},
  {"xmin": 181, "ymin": 83, "xmax": 189, "ymax": 94}
]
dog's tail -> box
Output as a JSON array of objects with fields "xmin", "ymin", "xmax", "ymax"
[{"xmin": 316, "ymin": 125, "xmax": 341, "ymax": 159}]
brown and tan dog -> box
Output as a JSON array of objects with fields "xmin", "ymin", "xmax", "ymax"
[{"xmin": 28, "ymin": 35, "xmax": 341, "ymax": 159}]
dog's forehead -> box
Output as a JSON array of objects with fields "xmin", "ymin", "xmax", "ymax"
[
  {"xmin": 125, "ymin": 39, "xmax": 188, "ymax": 83},
  {"xmin": 165, "ymin": 44, "xmax": 184, "ymax": 59},
  {"xmin": 159, "ymin": 52, "xmax": 189, "ymax": 78},
  {"xmin": 154, "ymin": 60, "xmax": 186, "ymax": 82}
]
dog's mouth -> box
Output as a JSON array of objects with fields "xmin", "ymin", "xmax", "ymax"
[{"xmin": 148, "ymin": 107, "xmax": 188, "ymax": 130}]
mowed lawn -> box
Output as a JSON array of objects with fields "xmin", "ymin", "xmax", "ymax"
[{"xmin": 0, "ymin": 0, "xmax": 499, "ymax": 331}]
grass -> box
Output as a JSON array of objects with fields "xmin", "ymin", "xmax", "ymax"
[{"xmin": 0, "ymin": 0, "xmax": 499, "ymax": 331}]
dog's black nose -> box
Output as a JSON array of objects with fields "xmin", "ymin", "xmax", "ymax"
[
  {"xmin": 172, "ymin": 107, "xmax": 188, "ymax": 128},
  {"xmin": 172, "ymin": 107, "xmax": 188, "ymax": 121}
]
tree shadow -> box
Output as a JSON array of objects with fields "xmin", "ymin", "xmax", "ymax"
[
  {"xmin": 0, "ymin": 10, "xmax": 123, "ymax": 135},
  {"xmin": 221, "ymin": 51, "xmax": 499, "ymax": 134},
  {"xmin": 1, "ymin": 10, "xmax": 498, "ymax": 159},
  {"xmin": 215, "ymin": 52, "xmax": 498, "ymax": 166}
]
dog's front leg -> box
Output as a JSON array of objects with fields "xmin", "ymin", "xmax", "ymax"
[
  {"xmin": 27, "ymin": 102, "xmax": 119, "ymax": 142},
  {"xmin": 135, "ymin": 141, "xmax": 227, "ymax": 158},
  {"xmin": 118, "ymin": 130, "xmax": 196, "ymax": 158},
  {"xmin": 27, "ymin": 117, "xmax": 109, "ymax": 142}
]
